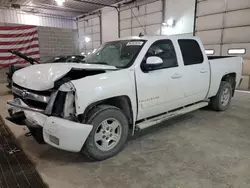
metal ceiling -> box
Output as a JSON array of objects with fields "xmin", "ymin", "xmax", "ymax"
[{"xmin": 0, "ymin": 0, "xmax": 123, "ymax": 17}]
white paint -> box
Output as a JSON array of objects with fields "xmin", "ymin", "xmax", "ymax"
[
  {"xmin": 101, "ymin": 6, "xmax": 118, "ymax": 42},
  {"xmin": 12, "ymin": 63, "xmax": 116, "ymax": 91}
]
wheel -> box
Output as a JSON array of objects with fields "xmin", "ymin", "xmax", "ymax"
[
  {"xmin": 82, "ymin": 105, "xmax": 129, "ymax": 161},
  {"xmin": 210, "ymin": 81, "xmax": 232, "ymax": 111}
]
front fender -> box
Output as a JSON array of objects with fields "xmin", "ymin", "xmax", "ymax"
[{"xmin": 71, "ymin": 69, "xmax": 137, "ymax": 120}]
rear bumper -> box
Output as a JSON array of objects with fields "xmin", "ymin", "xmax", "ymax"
[{"xmin": 7, "ymin": 98, "xmax": 93, "ymax": 152}]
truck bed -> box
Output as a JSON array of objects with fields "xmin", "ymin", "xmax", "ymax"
[{"xmin": 207, "ymin": 56, "xmax": 243, "ymax": 98}]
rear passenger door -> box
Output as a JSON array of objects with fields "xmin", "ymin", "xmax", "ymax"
[{"xmin": 178, "ymin": 39, "xmax": 210, "ymax": 102}]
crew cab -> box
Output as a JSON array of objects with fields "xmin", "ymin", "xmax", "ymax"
[{"xmin": 7, "ymin": 36, "xmax": 243, "ymax": 160}]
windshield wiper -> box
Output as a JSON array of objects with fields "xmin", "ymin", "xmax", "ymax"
[{"xmin": 85, "ymin": 61, "xmax": 109, "ymax": 65}]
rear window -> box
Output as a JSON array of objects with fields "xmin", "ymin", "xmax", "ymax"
[{"xmin": 178, "ymin": 39, "xmax": 204, "ymax": 65}]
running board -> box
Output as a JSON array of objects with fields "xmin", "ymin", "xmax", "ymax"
[{"xmin": 136, "ymin": 101, "xmax": 209, "ymax": 130}]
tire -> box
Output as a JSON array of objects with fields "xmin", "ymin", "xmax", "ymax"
[
  {"xmin": 210, "ymin": 81, "xmax": 232, "ymax": 111},
  {"xmin": 82, "ymin": 105, "xmax": 129, "ymax": 161}
]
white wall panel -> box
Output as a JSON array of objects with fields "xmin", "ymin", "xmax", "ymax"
[
  {"xmin": 120, "ymin": 29, "xmax": 131, "ymax": 37},
  {"xmin": 93, "ymin": 41, "xmax": 101, "ymax": 49},
  {"xmin": 227, "ymin": 0, "xmax": 250, "ymax": 11},
  {"xmin": 196, "ymin": 30, "xmax": 222, "ymax": 45},
  {"xmin": 120, "ymin": 19, "xmax": 131, "ymax": 29},
  {"xmin": 78, "ymin": 14, "xmax": 101, "ymax": 53},
  {"xmin": 0, "ymin": 9, "xmax": 75, "ymax": 29},
  {"xmin": 146, "ymin": 12, "xmax": 162, "ymax": 25},
  {"xmin": 146, "ymin": 24, "xmax": 161, "ymax": 35},
  {"xmin": 223, "ymin": 27, "xmax": 250, "ymax": 44},
  {"xmin": 224, "ymin": 9, "xmax": 250, "ymax": 28},
  {"xmin": 120, "ymin": 9, "xmax": 131, "ymax": 19},
  {"xmin": 132, "ymin": 27, "xmax": 144, "ymax": 36},
  {"xmin": 197, "ymin": 0, "xmax": 225, "ymax": 16},
  {"xmin": 132, "ymin": 16, "xmax": 145, "ymax": 27},
  {"xmin": 119, "ymin": 0, "xmax": 162, "ymax": 37},
  {"xmin": 101, "ymin": 6, "xmax": 118, "ymax": 43},
  {"xmin": 146, "ymin": 1, "xmax": 162, "ymax": 13},
  {"xmin": 93, "ymin": 25, "xmax": 100, "ymax": 33},
  {"xmin": 196, "ymin": 14, "xmax": 223, "ymax": 31}
]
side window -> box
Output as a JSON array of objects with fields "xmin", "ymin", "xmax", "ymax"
[
  {"xmin": 144, "ymin": 40, "xmax": 178, "ymax": 70},
  {"xmin": 178, "ymin": 39, "xmax": 204, "ymax": 65}
]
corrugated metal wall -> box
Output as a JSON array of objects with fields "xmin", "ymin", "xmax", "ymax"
[
  {"xmin": 0, "ymin": 9, "xmax": 76, "ymax": 29},
  {"xmin": 195, "ymin": 0, "xmax": 250, "ymax": 90}
]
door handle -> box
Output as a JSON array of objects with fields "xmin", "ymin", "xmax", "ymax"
[
  {"xmin": 171, "ymin": 73, "xmax": 182, "ymax": 79},
  {"xmin": 200, "ymin": 69, "xmax": 207, "ymax": 73}
]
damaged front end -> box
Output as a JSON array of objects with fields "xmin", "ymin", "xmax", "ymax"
[{"xmin": 7, "ymin": 82, "xmax": 93, "ymax": 152}]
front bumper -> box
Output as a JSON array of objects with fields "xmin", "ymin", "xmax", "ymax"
[{"xmin": 7, "ymin": 98, "xmax": 93, "ymax": 152}]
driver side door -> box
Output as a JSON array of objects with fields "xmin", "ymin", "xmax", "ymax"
[{"xmin": 135, "ymin": 39, "xmax": 185, "ymax": 120}]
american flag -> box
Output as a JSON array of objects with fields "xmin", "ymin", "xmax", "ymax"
[{"xmin": 0, "ymin": 25, "xmax": 40, "ymax": 68}]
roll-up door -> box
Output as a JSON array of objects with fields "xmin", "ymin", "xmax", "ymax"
[
  {"xmin": 119, "ymin": 0, "xmax": 163, "ymax": 37},
  {"xmin": 195, "ymin": 0, "xmax": 250, "ymax": 90}
]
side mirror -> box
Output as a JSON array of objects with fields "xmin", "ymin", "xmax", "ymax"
[{"xmin": 144, "ymin": 56, "xmax": 163, "ymax": 71}]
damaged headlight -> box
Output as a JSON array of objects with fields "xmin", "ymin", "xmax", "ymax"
[{"xmin": 45, "ymin": 82, "xmax": 76, "ymax": 120}]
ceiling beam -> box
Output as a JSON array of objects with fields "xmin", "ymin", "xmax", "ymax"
[{"xmin": 72, "ymin": 0, "xmax": 118, "ymax": 9}]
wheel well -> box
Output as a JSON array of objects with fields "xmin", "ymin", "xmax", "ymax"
[
  {"xmin": 81, "ymin": 96, "xmax": 133, "ymax": 130},
  {"xmin": 221, "ymin": 73, "xmax": 236, "ymax": 96}
]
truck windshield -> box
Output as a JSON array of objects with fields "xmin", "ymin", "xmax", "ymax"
[{"xmin": 83, "ymin": 40, "xmax": 145, "ymax": 68}]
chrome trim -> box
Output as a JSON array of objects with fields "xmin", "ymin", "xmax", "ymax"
[
  {"xmin": 12, "ymin": 86, "xmax": 50, "ymax": 103},
  {"xmin": 7, "ymin": 98, "xmax": 45, "ymax": 113}
]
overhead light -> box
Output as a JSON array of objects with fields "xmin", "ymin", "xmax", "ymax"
[
  {"xmin": 205, "ymin": 49, "xmax": 215, "ymax": 55},
  {"xmin": 55, "ymin": 0, "xmax": 65, "ymax": 6},
  {"xmin": 228, "ymin": 48, "xmax": 246, "ymax": 55},
  {"xmin": 162, "ymin": 18, "xmax": 175, "ymax": 27},
  {"xmin": 87, "ymin": 52, "xmax": 91, "ymax": 55},
  {"xmin": 85, "ymin": 36, "xmax": 91, "ymax": 43},
  {"xmin": 81, "ymin": 52, "xmax": 85, "ymax": 55}
]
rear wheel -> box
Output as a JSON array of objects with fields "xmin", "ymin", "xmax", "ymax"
[
  {"xmin": 210, "ymin": 81, "xmax": 232, "ymax": 111},
  {"xmin": 82, "ymin": 105, "xmax": 129, "ymax": 161}
]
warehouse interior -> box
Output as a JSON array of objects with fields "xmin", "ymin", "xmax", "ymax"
[{"xmin": 0, "ymin": 0, "xmax": 250, "ymax": 187}]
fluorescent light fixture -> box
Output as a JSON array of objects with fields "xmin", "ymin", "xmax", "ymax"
[
  {"xmin": 228, "ymin": 48, "xmax": 246, "ymax": 55},
  {"xmin": 87, "ymin": 52, "xmax": 91, "ymax": 55},
  {"xmin": 55, "ymin": 0, "xmax": 65, "ymax": 6},
  {"xmin": 205, "ymin": 49, "xmax": 215, "ymax": 55},
  {"xmin": 85, "ymin": 36, "xmax": 91, "ymax": 43},
  {"xmin": 81, "ymin": 52, "xmax": 85, "ymax": 55}
]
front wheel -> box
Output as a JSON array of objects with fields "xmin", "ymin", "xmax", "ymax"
[
  {"xmin": 210, "ymin": 81, "xmax": 232, "ymax": 111},
  {"xmin": 82, "ymin": 105, "xmax": 129, "ymax": 161}
]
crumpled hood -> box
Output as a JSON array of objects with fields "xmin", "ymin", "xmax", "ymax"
[{"xmin": 12, "ymin": 63, "xmax": 116, "ymax": 91}]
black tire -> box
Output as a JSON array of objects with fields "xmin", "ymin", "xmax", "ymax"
[
  {"xmin": 82, "ymin": 105, "xmax": 129, "ymax": 161},
  {"xmin": 210, "ymin": 81, "xmax": 232, "ymax": 111}
]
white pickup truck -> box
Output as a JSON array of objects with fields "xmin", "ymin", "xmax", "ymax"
[{"xmin": 7, "ymin": 36, "xmax": 243, "ymax": 160}]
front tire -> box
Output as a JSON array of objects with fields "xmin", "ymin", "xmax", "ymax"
[
  {"xmin": 210, "ymin": 81, "xmax": 232, "ymax": 111},
  {"xmin": 82, "ymin": 105, "xmax": 129, "ymax": 161}
]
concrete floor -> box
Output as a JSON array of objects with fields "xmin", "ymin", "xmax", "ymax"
[{"xmin": 0, "ymin": 92, "xmax": 250, "ymax": 188}]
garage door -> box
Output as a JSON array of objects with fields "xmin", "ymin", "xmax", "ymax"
[
  {"xmin": 119, "ymin": 0, "xmax": 163, "ymax": 37},
  {"xmin": 78, "ymin": 13, "xmax": 101, "ymax": 55},
  {"xmin": 195, "ymin": 0, "xmax": 250, "ymax": 90}
]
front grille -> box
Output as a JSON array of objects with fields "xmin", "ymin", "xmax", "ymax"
[
  {"xmin": 13, "ymin": 94, "xmax": 48, "ymax": 110},
  {"xmin": 13, "ymin": 83, "xmax": 52, "ymax": 110},
  {"xmin": 12, "ymin": 83, "xmax": 52, "ymax": 96}
]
